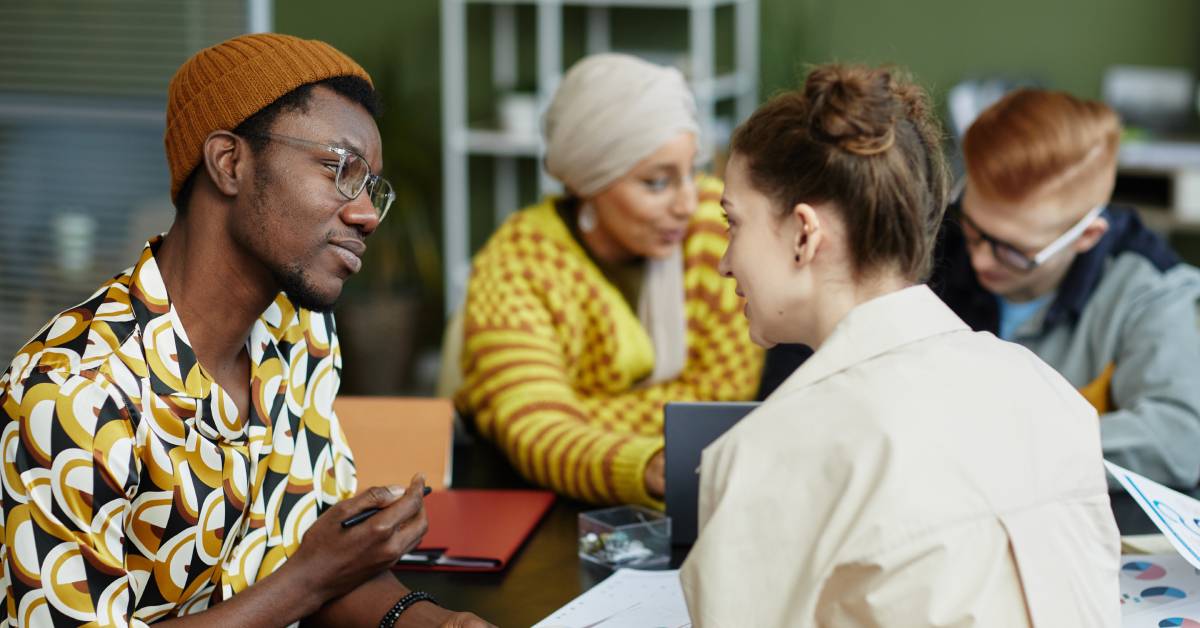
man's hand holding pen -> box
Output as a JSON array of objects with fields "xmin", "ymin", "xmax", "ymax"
[{"xmin": 284, "ymin": 473, "xmax": 430, "ymax": 604}]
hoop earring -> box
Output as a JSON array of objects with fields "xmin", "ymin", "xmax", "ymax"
[{"xmin": 578, "ymin": 203, "xmax": 597, "ymax": 233}]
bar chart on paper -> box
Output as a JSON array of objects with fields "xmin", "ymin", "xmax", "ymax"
[{"xmin": 533, "ymin": 569, "xmax": 691, "ymax": 628}]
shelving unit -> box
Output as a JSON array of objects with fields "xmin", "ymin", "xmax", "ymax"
[{"xmin": 440, "ymin": 0, "xmax": 759, "ymax": 313}]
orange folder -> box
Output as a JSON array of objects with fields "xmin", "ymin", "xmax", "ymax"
[{"xmin": 393, "ymin": 489, "xmax": 555, "ymax": 572}]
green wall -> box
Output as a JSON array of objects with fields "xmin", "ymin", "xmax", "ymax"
[
  {"xmin": 760, "ymin": 0, "xmax": 1200, "ymax": 102},
  {"xmin": 276, "ymin": 0, "xmax": 1200, "ymax": 389},
  {"xmin": 278, "ymin": 0, "xmax": 1200, "ymax": 273},
  {"xmin": 278, "ymin": 0, "xmax": 1200, "ymax": 227}
]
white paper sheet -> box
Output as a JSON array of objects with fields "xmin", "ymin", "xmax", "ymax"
[
  {"xmin": 1122, "ymin": 597, "xmax": 1200, "ymax": 628},
  {"xmin": 533, "ymin": 568, "xmax": 691, "ymax": 628},
  {"xmin": 1107, "ymin": 461, "xmax": 1200, "ymax": 572},
  {"xmin": 1121, "ymin": 552, "xmax": 1200, "ymax": 622}
]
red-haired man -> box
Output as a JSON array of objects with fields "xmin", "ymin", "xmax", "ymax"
[{"xmin": 933, "ymin": 89, "xmax": 1200, "ymax": 489}]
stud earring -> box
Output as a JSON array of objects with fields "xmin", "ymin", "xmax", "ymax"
[{"xmin": 578, "ymin": 203, "xmax": 597, "ymax": 233}]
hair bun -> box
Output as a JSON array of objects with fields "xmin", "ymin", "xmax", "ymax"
[{"xmin": 804, "ymin": 65, "xmax": 903, "ymax": 156}]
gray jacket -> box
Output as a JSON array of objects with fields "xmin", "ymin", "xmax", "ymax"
[{"xmin": 933, "ymin": 204, "xmax": 1200, "ymax": 489}]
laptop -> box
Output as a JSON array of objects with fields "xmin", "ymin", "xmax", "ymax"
[{"xmin": 664, "ymin": 401, "xmax": 759, "ymax": 546}]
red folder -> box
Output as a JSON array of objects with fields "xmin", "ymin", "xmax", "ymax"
[{"xmin": 393, "ymin": 489, "xmax": 555, "ymax": 572}]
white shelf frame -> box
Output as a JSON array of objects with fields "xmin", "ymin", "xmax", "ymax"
[{"xmin": 440, "ymin": 0, "xmax": 759, "ymax": 314}]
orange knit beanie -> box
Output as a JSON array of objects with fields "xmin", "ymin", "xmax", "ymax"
[{"xmin": 165, "ymin": 33, "xmax": 373, "ymax": 203}]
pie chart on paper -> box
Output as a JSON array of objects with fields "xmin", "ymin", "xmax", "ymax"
[
  {"xmin": 1144, "ymin": 587, "xmax": 1189, "ymax": 601},
  {"xmin": 1124, "ymin": 561, "xmax": 1169, "ymax": 580},
  {"xmin": 1158, "ymin": 619, "xmax": 1200, "ymax": 627}
]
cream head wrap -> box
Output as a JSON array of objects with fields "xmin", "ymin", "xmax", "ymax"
[
  {"xmin": 543, "ymin": 53, "xmax": 700, "ymax": 197},
  {"xmin": 543, "ymin": 53, "xmax": 699, "ymax": 385}
]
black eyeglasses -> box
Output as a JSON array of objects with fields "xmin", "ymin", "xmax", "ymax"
[
  {"xmin": 246, "ymin": 132, "xmax": 395, "ymax": 221},
  {"xmin": 957, "ymin": 204, "xmax": 1102, "ymax": 272}
]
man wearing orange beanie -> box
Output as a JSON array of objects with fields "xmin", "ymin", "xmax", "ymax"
[{"xmin": 0, "ymin": 33, "xmax": 490, "ymax": 627}]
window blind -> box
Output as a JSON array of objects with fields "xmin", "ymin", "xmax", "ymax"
[{"xmin": 0, "ymin": 1, "xmax": 259, "ymax": 361}]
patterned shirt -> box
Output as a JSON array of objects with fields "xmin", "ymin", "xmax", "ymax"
[
  {"xmin": 0, "ymin": 237, "xmax": 356, "ymax": 626},
  {"xmin": 458, "ymin": 176, "xmax": 763, "ymax": 508}
]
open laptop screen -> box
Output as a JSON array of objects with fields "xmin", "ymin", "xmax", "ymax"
[{"xmin": 664, "ymin": 401, "xmax": 759, "ymax": 546}]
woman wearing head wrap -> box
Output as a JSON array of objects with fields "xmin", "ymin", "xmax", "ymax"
[{"xmin": 456, "ymin": 54, "xmax": 763, "ymax": 507}]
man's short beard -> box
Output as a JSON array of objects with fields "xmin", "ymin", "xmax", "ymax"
[
  {"xmin": 250, "ymin": 161, "xmax": 339, "ymax": 313},
  {"xmin": 273, "ymin": 261, "xmax": 337, "ymax": 313}
]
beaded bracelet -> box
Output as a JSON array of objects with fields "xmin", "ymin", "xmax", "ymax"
[{"xmin": 379, "ymin": 591, "xmax": 438, "ymax": 628}]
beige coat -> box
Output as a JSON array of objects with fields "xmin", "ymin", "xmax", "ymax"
[{"xmin": 680, "ymin": 286, "xmax": 1120, "ymax": 627}]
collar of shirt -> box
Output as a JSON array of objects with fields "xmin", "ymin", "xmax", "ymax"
[
  {"xmin": 769, "ymin": 285, "xmax": 969, "ymax": 398},
  {"xmin": 1040, "ymin": 207, "xmax": 1114, "ymax": 331},
  {"xmin": 1042, "ymin": 205, "xmax": 1180, "ymax": 330},
  {"xmin": 127, "ymin": 236, "xmax": 298, "ymax": 441}
]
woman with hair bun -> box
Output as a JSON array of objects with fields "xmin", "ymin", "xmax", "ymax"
[{"xmin": 680, "ymin": 64, "xmax": 1119, "ymax": 626}]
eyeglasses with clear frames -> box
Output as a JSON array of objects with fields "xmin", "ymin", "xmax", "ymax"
[
  {"xmin": 959, "ymin": 204, "xmax": 1104, "ymax": 272},
  {"xmin": 245, "ymin": 132, "xmax": 395, "ymax": 222}
]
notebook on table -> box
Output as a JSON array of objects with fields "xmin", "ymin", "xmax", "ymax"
[{"xmin": 393, "ymin": 488, "xmax": 555, "ymax": 572}]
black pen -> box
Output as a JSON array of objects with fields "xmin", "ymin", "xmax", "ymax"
[{"xmin": 341, "ymin": 485, "xmax": 432, "ymax": 529}]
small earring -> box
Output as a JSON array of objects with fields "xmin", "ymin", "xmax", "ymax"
[
  {"xmin": 794, "ymin": 254, "xmax": 800, "ymax": 262},
  {"xmin": 578, "ymin": 203, "xmax": 597, "ymax": 233}
]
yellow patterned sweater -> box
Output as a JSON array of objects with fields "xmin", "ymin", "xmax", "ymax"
[{"xmin": 458, "ymin": 176, "xmax": 763, "ymax": 507}]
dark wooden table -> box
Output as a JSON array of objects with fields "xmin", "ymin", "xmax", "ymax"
[{"xmin": 394, "ymin": 437, "xmax": 1165, "ymax": 626}]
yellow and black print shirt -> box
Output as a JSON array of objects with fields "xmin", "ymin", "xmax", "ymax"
[{"xmin": 0, "ymin": 237, "xmax": 356, "ymax": 626}]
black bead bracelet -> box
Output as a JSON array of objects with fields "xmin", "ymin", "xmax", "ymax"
[{"xmin": 379, "ymin": 591, "xmax": 438, "ymax": 628}]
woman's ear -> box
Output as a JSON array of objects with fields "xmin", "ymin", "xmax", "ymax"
[
  {"xmin": 201, "ymin": 130, "xmax": 247, "ymax": 198},
  {"xmin": 792, "ymin": 202, "xmax": 822, "ymax": 266}
]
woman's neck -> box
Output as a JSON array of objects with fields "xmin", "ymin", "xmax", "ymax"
[
  {"xmin": 559, "ymin": 197, "xmax": 636, "ymax": 265},
  {"xmin": 580, "ymin": 222, "xmax": 632, "ymax": 265},
  {"xmin": 805, "ymin": 271, "xmax": 911, "ymax": 349}
]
